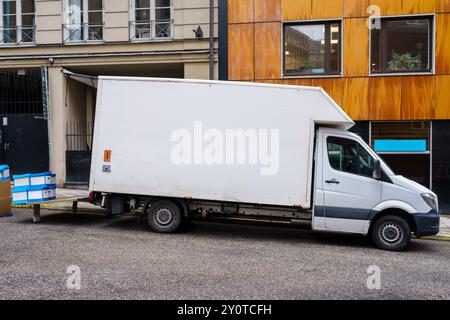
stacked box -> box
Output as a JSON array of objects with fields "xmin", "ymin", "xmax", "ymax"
[
  {"xmin": 0, "ymin": 165, "xmax": 11, "ymax": 216},
  {"xmin": 12, "ymin": 172, "xmax": 56, "ymax": 205},
  {"xmin": 0, "ymin": 165, "xmax": 10, "ymax": 180}
]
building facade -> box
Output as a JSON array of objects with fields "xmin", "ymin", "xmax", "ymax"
[
  {"xmin": 223, "ymin": 0, "xmax": 450, "ymax": 211},
  {"xmin": 0, "ymin": 0, "xmax": 218, "ymax": 186}
]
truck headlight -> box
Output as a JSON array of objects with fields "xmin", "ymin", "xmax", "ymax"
[{"xmin": 421, "ymin": 193, "xmax": 438, "ymax": 211}]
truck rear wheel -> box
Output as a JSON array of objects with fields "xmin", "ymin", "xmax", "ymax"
[
  {"xmin": 371, "ymin": 215, "xmax": 411, "ymax": 251},
  {"xmin": 146, "ymin": 200, "xmax": 182, "ymax": 233}
]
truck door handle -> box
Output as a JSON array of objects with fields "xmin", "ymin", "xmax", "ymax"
[{"xmin": 325, "ymin": 179, "xmax": 340, "ymax": 184}]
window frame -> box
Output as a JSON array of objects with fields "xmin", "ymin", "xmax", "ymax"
[
  {"xmin": 282, "ymin": 18, "xmax": 344, "ymax": 79},
  {"xmin": 0, "ymin": 0, "xmax": 36, "ymax": 46},
  {"xmin": 129, "ymin": 0, "xmax": 174, "ymax": 42},
  {"xmin": 369, "ymin": 14, "xmax": 436, "ymax": 77},
  {"xmin": 63, "ymin": 0, "xmax": 105, "ymax": 44},
  {"xmin": 370, "ymin": 121, "xmax": 431, "ymax": 155}
]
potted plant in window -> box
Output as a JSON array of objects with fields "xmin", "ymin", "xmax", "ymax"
[
  {"xmin": 387, "ymin": 51, "xmax": 422, "ymax": 71},
  {"xmin": 302, "ymin": 59, "xmax": 315, "ymax": 73}
]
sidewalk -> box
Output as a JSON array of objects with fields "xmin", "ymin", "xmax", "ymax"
[
  {"xmin": 438, "ymin": 215, "xmax": 450, "ymax": 239},
  {"xmin": 13, "ymin": 188, "xmax": 102, "ymax": 212}
]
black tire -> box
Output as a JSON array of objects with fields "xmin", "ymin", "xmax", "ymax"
[
  {"xmin": 371, "ymin": 215, "xmax": 411, "ymax": 251},
  {"xmin": 146, "ymin": 200, "xmax": 182, "ymax": 233}
]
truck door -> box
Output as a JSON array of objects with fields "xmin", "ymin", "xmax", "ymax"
[{"xmin": 321, "ymin": 132, "xmax": 382, "ymax": 234}]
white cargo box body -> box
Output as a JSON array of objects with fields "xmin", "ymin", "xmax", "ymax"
[{"xmin": 90, "ymin": 77, "xmax": 353, "ymax": 208}]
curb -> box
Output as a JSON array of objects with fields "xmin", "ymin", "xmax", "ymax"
[{"xmin": 421, "ymin": 235, "xmax": 450, "ymax": 242}]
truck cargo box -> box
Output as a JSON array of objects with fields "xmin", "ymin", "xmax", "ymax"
[{"xmin": 90, "ymin": 77, "xmax": 353, "ymax": 208}]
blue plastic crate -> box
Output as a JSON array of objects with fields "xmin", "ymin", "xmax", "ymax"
[{"xmin": 0, "ymin": 165, "xmax": 10, "ymax": 180}]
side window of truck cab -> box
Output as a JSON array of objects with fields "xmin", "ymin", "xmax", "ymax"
[{"xmin": 327, "ymin": 137, "xmax": 375, "ymax": 178}]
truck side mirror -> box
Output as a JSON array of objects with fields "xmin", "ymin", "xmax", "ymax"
[{"xmin": 372, "ymin": 159, "xmax": 381, "ymax": 180}]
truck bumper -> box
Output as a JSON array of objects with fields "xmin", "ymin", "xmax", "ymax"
[{"xmin": 412, "ymin": 211, "xmax": 440, "ymax": 237}]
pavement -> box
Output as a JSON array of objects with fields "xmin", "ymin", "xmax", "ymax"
[
  {"xmin": 13, "ymin": 188, "xmax": 450, "ymax": 239},
  {"xmin": 0, "ymin": 208, "xmax": 449, "ymax": 299}
]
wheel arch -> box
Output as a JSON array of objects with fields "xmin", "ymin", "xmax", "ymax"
[
  {"xmin": 142, "ymin": 197, "xmax": 188, "ymax": 217},
  {"xmin": 369, "ymin": 207, "xmax": 417, "ymax": 234}
]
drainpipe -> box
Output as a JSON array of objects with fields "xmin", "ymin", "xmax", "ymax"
[
  {"xmin": 209, "ymin": 0, "xmax": 214, "ymax": 80},
  {"xmin": 41, "ymin": 66, "xmax": 52, "ymax": 172}
]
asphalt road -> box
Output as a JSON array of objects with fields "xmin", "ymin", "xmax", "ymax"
[{"xmin": 0, "ymin": 209, "xmax": 449, "ymax": 300}]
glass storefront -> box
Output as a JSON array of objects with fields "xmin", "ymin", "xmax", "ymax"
[
  {"xmin": 350, "ymin": 120, "xmax": 450, "ymax": 213},
  {"xmin": 371, "ymin": 121, "xmax": 431, "ymax": 188},
  {"xmin": 432, "ymin": 121, "xmax": 450, "ymax": 212}
]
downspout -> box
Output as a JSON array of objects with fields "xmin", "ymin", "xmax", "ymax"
[
  {"xmin": 209, "ymin": 0, "xmax": 214, "ymax": 80},
  {"xmin": 40, "ymin": 66, "xmax": 52, "ymax": 172}
]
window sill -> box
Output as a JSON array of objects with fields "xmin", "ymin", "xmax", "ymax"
[
  {"xmin": 63, "ymin": 40, "xmax": 105, "ymax": 45},
  {"xmin": 0, "ymin": 42, "xmax": 37, "ymax": 48},
  {"xmin": 130, "ymin": 37, "xmax": 174, "ymax": 43},
  {"xmin": 282, "ymin": 73, "xmax": 344, "ymax": 79},
  {"xmin": 369, "ymin": 71, "xmax": 435, "ymax": 77}
]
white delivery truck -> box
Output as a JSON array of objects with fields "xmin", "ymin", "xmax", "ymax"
[{"xmin": 89, "ymin": 76, "xmax": 440, "ymax": 251}]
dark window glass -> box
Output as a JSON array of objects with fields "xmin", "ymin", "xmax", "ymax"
[
  {"xmin": 284, "ymin": 21, "xmax": 341, "ymax": 76},
  {"xmin": 371, "ymin": 16, "xmax": 433, "ymax": 73},
  {"xmin": 432, "ymin": 121, "xmax": 450, "ymax": 212},
  {"xmin": 371, "ymin": 121, "xmax": 430, "ymax": 152},
  {"xmin": 156, "ymin": 0, "xmax": 171, "ymax": 7},
  {"xmin": 371, "ymin": 121, "xmax": 431, "ymax": 188},
  {"xmin": 349, "ymin": 121, "xmax": 370, "ymax": 144},
  {"xmin": 135, "ymin": 0, "xmax": 150, "ymax": 9},
  {"xmin": 327, "ymin": 137, "xmax": 375, "ymax": 177},
  {"xmin": 155, "ymin": 8, "xmax": 170, "ymax": 20},
  {"xmin": 88, "ymin": 0, "xmax": 102, "ymax": 11},
  {"xmin": 21, "ymin": 0, "xmax": 34, "ymax": 14},
  {"xmin": 381, "ymin": 154, "xmax": 430, "ymax": 187},
  {"xmin": 135, "ymin": 9, "xmax": 150, "ymax": 22},
  {"xmin": 3, "ymin": 1, "xmax": 16, "ymax": 15},
  {"xmin": 0, "ymin": 69, "xmax": 43, "ymax": 114}
]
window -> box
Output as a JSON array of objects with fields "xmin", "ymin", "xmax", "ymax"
[
  {"xmin": 63, "ymin": 0, "xmax": 103, "ymax": 43},
  {"xmin": 371, "ymin": 121, "xmax": 431, "ymax": 187},
  {"xmin": 131, "ymin": 0, "xmax": 173, "ymax": 40},
  {"xmin": 0, "ymin": 0, "xmax": 35, "ymax": 44},
  {"xmin": 327, "ymin": 137, "xmax": 375, "ymax": 178},
  {"xmin": 283, "ymin": 21, "xmax": 342, "ymax": 76},
  {"xmin": 370, "ymin": 16, "xmax": 434, "ymax": 74}
]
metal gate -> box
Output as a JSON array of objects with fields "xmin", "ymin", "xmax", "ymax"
[
  {"xmin": 65, "ymin": 121, "xmax": 92, "ymax": 184},
  {"xmin": 0, "ymin": 69, "xmax": 49, "ymax": 175}
]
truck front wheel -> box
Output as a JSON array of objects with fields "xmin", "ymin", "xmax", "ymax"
[
  {"xmin": 146, "ymin": 200, "xmax": 182, "ymax": 233},
  {"xmin": 371, "ymin": 215, "xmax": 411, "ymax": 251}
]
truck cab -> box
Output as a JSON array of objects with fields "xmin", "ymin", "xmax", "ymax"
[{"xmin": 313, "ymin": 128, "xmax": 440, "ymax": 251}]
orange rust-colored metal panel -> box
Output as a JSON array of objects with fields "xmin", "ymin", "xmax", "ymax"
[
  {"xmin": 369, "ymin": 0, "xmax": 402, "ymax": 15},
  {"xmin": 402, "ymin": 0, "xmax": 437, "ymax": 14},
  {"xmin": 344, "ymin": 18, "xmax": 369, "ymax": 77},
  {"xmin": 435, "ymin": 75, "xmax": 450, "ymax": 118},
  {"xmin": 401, "ymin": 76, "xmax": 435, "ymax": 120},
  {"xmin": 368, "ymin": 77, "xmax": 402, "ymax": 120},
  {"xmin": 281, "ymin": 0, "xmax": 312, "ymax": 20},
  {"xmin": 255, "ymin": 0, "xmax": 281, "ymax": 22},
  {"xmin": 438, "ymin": 0, "xmax": 450, "ymax": 12},
  {"xmin": 436, "ymin": 13, "xmax": 450, "ymax": 74},
  {"xmin": 255, "ymin": 22, "xmax": 282, "ymax": 80},
  {"xmin": 344, "ymin": 0, "xmax": 370, "ymax": 17},
  {"xmin": 311, "ymin": 0, "xmax": 344, "ymax": 18},
  {"xmin": 228, "ymin": 24, "xmax": 255, "ymax": 81},
  {"xmin": 343, "ymin": 77, "xmax": 369, "ymax": 120},
  {"xmin": 228, "ymin": 0, "xmax": 254, "ymax": 24},
  {"xmin": 312, "ymin": 78, "xmax": 344, "ymax": 106}
]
